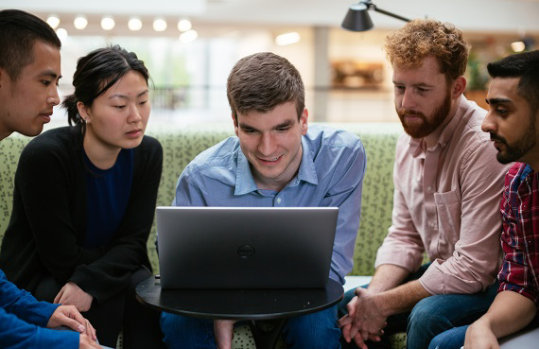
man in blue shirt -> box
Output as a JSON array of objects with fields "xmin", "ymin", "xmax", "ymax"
[
  {"xmin": 160, "ymin": 52, "xmax": 366, "ymax": 348},
  {"xmin": 0, "ymin": 9, "xmax": 101, "ymax": 349}
]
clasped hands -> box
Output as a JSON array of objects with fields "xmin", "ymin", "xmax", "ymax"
[
  {"xmin": 338, "ymin": 288, "xmax": 387, "ymax": 349},
  {"xmin": 51, "ymin": 281, "xmax": 101, "ymax": 348}
]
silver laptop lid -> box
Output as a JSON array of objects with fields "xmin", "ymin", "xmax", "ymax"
[{"xmin": 157, "ymin": 206, "xmax": 338, "ymax": 289}]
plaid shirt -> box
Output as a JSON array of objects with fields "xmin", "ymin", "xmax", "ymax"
[{"xmin": 498, "ymin": 162, "xmax": 539, "ymax": 306}]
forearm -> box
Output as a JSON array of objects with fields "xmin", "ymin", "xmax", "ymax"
[
  {"xmin": 375, "ymin": 280, "xmax": 431, "ymax": 316},
  {"xmin": 477, "ymin": 291, "xmax": 537, "ymax": 339},
  {"xmin": 368, "ymin": 264, "xmax": 410, "ymax": 293}
]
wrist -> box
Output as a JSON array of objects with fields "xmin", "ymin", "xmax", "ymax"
[
  {"xmin": 373, "ymin": 292, "xmax": 392, "ymax": 317},
  {"xmin": 472, "ymin": 316, "xmax": 493, "ymax": 333}
]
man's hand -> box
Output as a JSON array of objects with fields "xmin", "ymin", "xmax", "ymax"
[
  {"xmin": 338, "ymin": 289, "xmax": 386, "ymax": 348},
  {"xmin": 214, "ymin": 319, "xmax": 235, "ymax": 349},
  {"xmin": 79, "ymin": 333, "xmax": 103, "ymax": 349},
  {"xmin": 54, "ymin": 282, "xmax": 93, "ymax": 312},
  {"xmin": 464, "ymin": 320, "xmax": 499, "ymax": 349},
  {"xmin": 47, "ymin": 304, "xmax": 97, "ymax": 341}
]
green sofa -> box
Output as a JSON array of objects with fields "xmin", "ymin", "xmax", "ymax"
[{"xmin": 0, "ymin": 122, "xmax": 404, "ymax": 348}]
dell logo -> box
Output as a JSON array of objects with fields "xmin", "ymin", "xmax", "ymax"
[{"xmin": 237, "ymin": 244, "xmax": 255, "ymax": 259}]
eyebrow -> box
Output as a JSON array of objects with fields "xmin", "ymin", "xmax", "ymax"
[
  {"xmin": 108, "ymin": 89, "xmax": 149, "ymax": 100},
  {"xmin": 239, "ymin": 120, "xmax": 294, "ymax": 132},
  {"xmin": 392, "ymin": 81, "xmax": 434, "ymax": 88},
  {"xmin": 485, "ymin": 97, "xmax": 512, "ymax": 105},
  {"xmin": 39, "ymin": 69, "xmax": 61, "ymax": 80}
]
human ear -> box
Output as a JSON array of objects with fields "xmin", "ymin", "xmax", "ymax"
[{"xmin": 76, "ymin": 101, "xmax": 91, "ymax": 123}]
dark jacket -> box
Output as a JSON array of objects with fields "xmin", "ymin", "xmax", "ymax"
[{"xmin": 0, "ymin": 126, "xmax": 162, "ymax": 302}]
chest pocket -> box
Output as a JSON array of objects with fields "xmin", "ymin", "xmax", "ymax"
[{"xmin": 434, "ymin": 190, "xmax": 461, "ymax": 254}]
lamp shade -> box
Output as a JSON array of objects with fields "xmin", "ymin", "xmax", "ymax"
[{"xmin": 341, "ymin": 3, "xmax": 373, "ymax": 31}]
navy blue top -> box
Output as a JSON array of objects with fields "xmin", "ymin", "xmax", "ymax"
[{"xmin": 83, "ymin": 149, "xmax": 134, "ymax": 248}]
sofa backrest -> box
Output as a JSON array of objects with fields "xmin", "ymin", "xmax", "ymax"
[{"xmin": 0, "ymin": 122, "xmax": 401, "ymax": 276}]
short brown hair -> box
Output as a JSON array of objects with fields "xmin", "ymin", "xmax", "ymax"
[
  {"xmin": 385, "ymin": 19, "xmax": 469, "ymax": 81},
  {"xmin": 227, "ymin": 52, "xmax": 305, "ymax": 120}
]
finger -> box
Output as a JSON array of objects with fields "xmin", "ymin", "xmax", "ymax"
[
  {"xmin": 349, "ymin": 322, "xmax": 361, "ymax": 343},
  {"xmin": 346, "ymin": 297, "xmax": 358, "ymax": 317},
  {"xmin": 59, "ymin": 313, "xmax": 86, "ymax": 333},
  {"xmin": 53, "ymin": 289, "xmax": 64, "ymax": 304},
  {"xmin": 68, "ymin": 307, "xmax": 88, "ymax": 327},
  {"xmin": 338, "ymin": 315, "xmax": 352, "ymax": 328},
  {"xmin": 86, "ymin": 320, "xmax": 97, "ymax": 341},
  {"xmin": 360, "ymin": 328, "xmax": 370, "ymax": 343},
  {"xmin": 353, "ymin": 332, "xmax": 368, "ymax": 349}
]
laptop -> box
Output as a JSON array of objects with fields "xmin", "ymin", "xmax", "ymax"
[{"xmin": 156, "ymin": 206, "xmax": 338, "ymax": 289}]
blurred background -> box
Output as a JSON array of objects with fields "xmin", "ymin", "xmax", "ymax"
[{"xmin": 4, "ymin": 0, "xmax": 539, "ymax": 128}]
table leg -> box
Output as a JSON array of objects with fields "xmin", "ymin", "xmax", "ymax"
[{"xmin": 249, "ymin": 319, "xmax": 286, "ymax": 349}]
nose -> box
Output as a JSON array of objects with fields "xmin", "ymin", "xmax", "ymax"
[
  {"xmin": 258, "ymin": 132, "xmax": 276, "ymax": 156},
  {"xmin": 400, "ymin": 89, "xmax": 416, "ymax": 110},
  {"xmin": 481, "ymin": 110, "xmax": 496, "ymax": 133},
  {"xmin": 127, "ymin": 104, "xmax": 143, "ymax": 123},
  {"xmin": 48, "ymin": 87, "xmax": 60, "ymax": 106}
]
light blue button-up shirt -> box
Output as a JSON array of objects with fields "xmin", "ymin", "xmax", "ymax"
[{"xmin": 172, "ymin": 124, "xmax": 366, "ymax": 284}]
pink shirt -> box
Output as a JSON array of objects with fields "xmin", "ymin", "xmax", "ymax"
[{"xmin": 375, "ymin": 96, "xmax": 510, "ymax": 295}]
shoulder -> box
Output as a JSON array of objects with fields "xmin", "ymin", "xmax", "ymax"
[
  {"xmin": 305, "ymin": 124, "xmax": 365, "ymax": 156},
  {"xmin": 505, "ymin": 162, "xmax": 531, "ymax": 187},
  {"xmin": 183, "ymin": 136, "xmax": 240, "ymax": 174},
  {"xmin": 24, "ymin": 126, "xmax": 77, "ymax": 152},
  {"xmin": 137, "ymin": 135, "xmax": 163, "ymax": 157},
  {"xmin": 19, "ymin": 126, "xmax": 80, "ymax": 166}
]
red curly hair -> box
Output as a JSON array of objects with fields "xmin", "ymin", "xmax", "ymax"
[{"xmin": 385, "ymin": 19, "xmax": 470, "ymax": 81}]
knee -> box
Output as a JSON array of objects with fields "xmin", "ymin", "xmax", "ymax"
[
  {"xmin": 427, "ymin": 326, "xmax": 467, "ymax": 349},
  {"xmin": 160, "ymin": 312, "xmax": 214, "ymax": 348},
  {"xmin": 283, "ymin": 308, "xmax": 340, "ymax": 349},
  {"xmin": 408, "ymin": 298, "xmax": 452, "ymax": 333}
]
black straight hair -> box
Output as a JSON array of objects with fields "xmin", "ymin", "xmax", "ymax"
[{"xmin": 62, "ymin": 45, "xmax": 150, "ymax": 127}]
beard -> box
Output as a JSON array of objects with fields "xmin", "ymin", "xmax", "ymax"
[
  {"xmin": 397, "ymin": 91, "xmax": 452, "ymax": 139},
  {"xmin": 489, "ymin": 119, "xmax": 536, "ymax": 164}
]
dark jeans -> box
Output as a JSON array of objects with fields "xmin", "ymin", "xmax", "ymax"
[
  {"xmin": 338, "ymin": 264, "xmax": 498, "ymax": 349},
  {"xmin": 35, "ymin": 267, "xmax": 164, "ymax": 349},
  {"xmin": 161, "ymin": 305, "xmax": 342, "ymax": 349}
]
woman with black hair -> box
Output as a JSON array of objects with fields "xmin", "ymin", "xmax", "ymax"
[{"xmin": 0, "ymin": 45, "xmax": 164, "ymax": 348}]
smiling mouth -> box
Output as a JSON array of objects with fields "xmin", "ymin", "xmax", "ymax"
[{"xmin": 259, "ymin": 155, "xmax": 281, "ymax": 163}]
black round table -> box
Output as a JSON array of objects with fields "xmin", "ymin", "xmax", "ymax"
[{"xmin": 136, "ymin": 276, "xmax": 344, "ymax": 348}]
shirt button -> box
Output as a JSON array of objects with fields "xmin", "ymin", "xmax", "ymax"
[
  {"xmin": 427, "ymin": 186, "xmax": 433, "ymax": 192},
  {"xmin": 277, "ymin": 198, "xmax": 282, "ymax": 204}
]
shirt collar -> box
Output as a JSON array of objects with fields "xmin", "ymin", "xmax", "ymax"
[{"xmin": 233, "ymin": 135, "xmax": 319, "ymax": 196}]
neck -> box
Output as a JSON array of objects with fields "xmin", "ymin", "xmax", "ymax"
[{"xmin": 83, "ymin": 135, "xmax": 121, "ymax": 170}]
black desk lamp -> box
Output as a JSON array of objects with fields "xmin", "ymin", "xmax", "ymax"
[{"xmin": 342, "ymin": 0, "xmax": 411, "ymax": 31}]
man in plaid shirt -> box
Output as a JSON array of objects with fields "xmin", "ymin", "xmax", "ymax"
[{"xmin": 429, "ymin": 49, "xmax": 539, "ymax": 349}]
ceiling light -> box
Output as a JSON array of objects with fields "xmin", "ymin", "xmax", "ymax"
[
  {"xmin": 153, "ymin": 18, "xmax": 167, "ymax": 32},
  {"xmin": 46, "ymin": 15, "xmax": 60, "ymax": 29},
  {"xmin": 511, "ymin": 41, "xmax": 526, "ymax": 52},
  {"xmin": 100, "ymin": 16, "xmax": 115, "ymax": 31},
  {"xmin": 73, "ymin": 16, "xmax": 88, "ymax": 30},
  {"xmin": 177, "ymin": 18, "xmax": 192, "ymax": 32},
  {"xmin": 56, "ymin": 28, "xmax": 68, "ymax": 41},
  {"xmin": 275, "ymin": 32, "xmax": 301, "ymax": 46},
  {"xmin": 128, "ymin": 17, "xmax": 143, "ymax": 31},
  {"xmin": 179, "ymin": 29, "xmax": 198, "ymax": 44}
]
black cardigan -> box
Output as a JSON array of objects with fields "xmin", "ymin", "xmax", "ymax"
[{"xmin": 0, "ymin": 126, "xmax": 162, "ymax": 302}]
